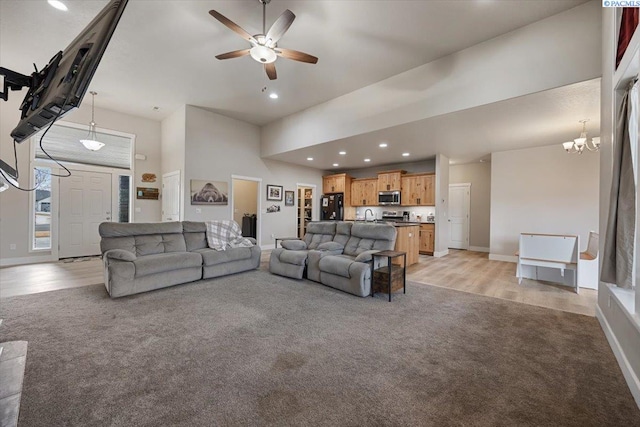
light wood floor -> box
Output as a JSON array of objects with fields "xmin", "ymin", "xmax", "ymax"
[
  {"xmin": 407, "ymin": 250, "xmax": 597, "ymax": 316},
  {"xmin": 0, "ymin": 250, "xmax": 597, "ymax": 316}
]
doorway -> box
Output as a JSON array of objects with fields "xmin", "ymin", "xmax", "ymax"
[
  {"xmin": 162, "ymin": 170, "xmax": 181, "ymax": 222},
  {"xmin": 296, "ymin": 184, "xmax": 314, "ymax": 238},
  {"xmin": 448, "ymin": 183, "xmax": 470, "ymax": 250},
  {"xmin": 59, "ymin": 169, "xmax": 112, "ymax": 258},
  {"xmin": 231, "ymin": 176, "xmax": 261, "ymax": 245}
]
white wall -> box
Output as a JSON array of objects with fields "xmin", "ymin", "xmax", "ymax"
[
  {"xmin": 450, "ymin": 162, "xmax": 491, "ymax": 250},
  {"xmin": 435, "ymin": 154, "xmax": 450, "ymax": 257},
  {"xmin": 489, "ymin": 144, "xmax": 599, "ymax": 261},
  {"xmin": 0, "ymin": 89, "xmax": 162, "ymax": 264},
  {"xmin": 261, "ymin": 2, "xmax": 602, "ymax": 157},
  {"xmin": 596, "ymin": 7, "xmax": 640, "ymax": 409},
  {"xmin": 183, "ymin": 105, "xmax": 323, "ymax": 247},
  {"xmin": 160, "ymin": 106, "xmax": 186, "ymax": 220}
]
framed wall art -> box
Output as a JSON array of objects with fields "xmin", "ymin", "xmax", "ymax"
[
  {"xmin": 190, "ymin": 180, "xmax": 229, "ymax": 205},
  {"xmin": 284, "ymin": 190, "xmax": 295, "ymax": 206},
  {"xmin": 266, "ymin": 184, "xmax": 283, "ymax": 201}
]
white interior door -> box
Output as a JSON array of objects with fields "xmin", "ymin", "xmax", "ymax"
[
  {"xmin": 448, "ymin": 184, "xmax": 470, "ymax": 250},
  {"xmin": 59, "ymin": 170, "xmax": 112, "ymax": 258},
  {"xmin": 162, "ymin": 171, "xmax": 181, "ymax": 222}
]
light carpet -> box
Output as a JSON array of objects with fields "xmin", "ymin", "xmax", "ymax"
[{"xmin": 0, "ymin": 270, "xmax": 638, "ymax": 426}]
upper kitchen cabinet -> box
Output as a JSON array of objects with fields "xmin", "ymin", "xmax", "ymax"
[
  {"xmin": 401, "ymin": 173, "xmax": 435, "ymax": 206},
  {"xmin": 377, "ymin": 170, "xmax": 405, "ymax": 192},
  {"xmin": 351, "ymin": 178, "xmax": 378, "ymax": 206},
  {"xmin": 323, "ymin": 173, "xmax": 351, "ymax": 194}
]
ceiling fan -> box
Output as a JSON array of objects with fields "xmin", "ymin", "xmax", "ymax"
[{"xmin": 209, "ymin": 0, "xmax": 318, "ymax": 80}]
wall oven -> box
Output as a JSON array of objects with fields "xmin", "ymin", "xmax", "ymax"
[{"xmin": 378, "ymin": 191, "xmax": 401, "ymax": 206}]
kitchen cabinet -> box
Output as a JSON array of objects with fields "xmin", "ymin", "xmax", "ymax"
[
  {"xmin": 322, "ymin": 173, "xmax": 355, "ymax": 219},
  {"xmin": 419, "ymin": 223, "xmax": 435, "ymax": 255},
  {"xmin": 323, "ymin": 173, "xmax": 352, "ymax": 194},
  {"xmin": 377, "ymin": 170, "xmax": 405, "ymax": 192},
  {"xmin": 351, "ymin": 178, "xmax": 377, "ymax": 206},
  {"xmin": 401, "ymin": 173, "xmax": 435, "ymax": 206},
  {"xmin": 393, "ymin": 225, "xmax": 420, "ymax": 266}
]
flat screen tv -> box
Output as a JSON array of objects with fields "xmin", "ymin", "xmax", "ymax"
[{"xmin": 0, "ymin": 0, "xmax": 128, "ymax": 183}]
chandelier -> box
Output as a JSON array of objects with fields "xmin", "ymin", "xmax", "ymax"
[
  {"xmin": 80, "ymin": 91, "xmax": 105, "ymax": 151},
  {"xmin": 562, "ymin": 119, "xmax": 600, "ymax": 154}
]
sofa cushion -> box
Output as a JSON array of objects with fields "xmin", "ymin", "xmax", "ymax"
[
  {"xmin": 303, "ymin": 222, "xmax": 337, "ymax": 249},
  {"xmin": 343, "ymin": 223, "xmax": 396, "ymax": 256},
  {"xmin": 316, "ymin": 241, "xmax": 344, "ymax": 251},
  {"xmin": 333, "ymin": 222, "xmax": 352, "ymax": 247},
  {"xmin": 195, "ymin": 247, "xmax": 253, "ymax": 266},
  {"xmin": 133, "ymin": 252, "xmax": 202, "ymax": 277},
  {"xmin": 183, "ymin": 221, "xmax": 208, "ymax": 251},
  {"xmin": 319, "ymin": 255, "xmax": 355, "ymax": 278},
  {"xmin": 279, "ymin": 250, "xmax": 308, "ymax": 266},
  {"xmin": 281, "ymin": 240, "xmax": 307, "ymax": 250},
  {"xmin": 134, "ymin": 233, "xmax": 187, "ymax": 256}
]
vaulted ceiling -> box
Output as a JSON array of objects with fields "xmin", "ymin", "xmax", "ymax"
[{"xmin": 0, "ymin": 0, "xmax": 589, "ymax": 125}]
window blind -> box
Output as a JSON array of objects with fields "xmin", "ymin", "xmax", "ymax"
[{"xmin": 34, "ymin": 124, "xmax": 132, "ymax": 169}]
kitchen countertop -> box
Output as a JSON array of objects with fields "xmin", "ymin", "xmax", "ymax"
[{"xmin": 345, "ymin": 219, "xmax": 435, "ymax": 226}]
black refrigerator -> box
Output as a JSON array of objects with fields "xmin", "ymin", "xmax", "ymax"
[{"xmin": 321, "ymin": 193, "xmax": 344, "ymax": 220}]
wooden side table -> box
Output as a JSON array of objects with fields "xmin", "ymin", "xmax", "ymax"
[{"xmin": 371, "ymin": 250, "xmax": 407, "ymax": 302}]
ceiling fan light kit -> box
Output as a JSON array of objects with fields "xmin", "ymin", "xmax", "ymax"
[{"xmin": 209, "ymin": 0, "xmax": 318, "ymax": 80}]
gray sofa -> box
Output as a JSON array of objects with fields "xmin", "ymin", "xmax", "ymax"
[
  {"xmin": 99, "ymin": 221, "xmax": 261, "ymax": 298},
  {"xmin": 270, "ymin": 221, "xmax": 397, "ymax": 297}
]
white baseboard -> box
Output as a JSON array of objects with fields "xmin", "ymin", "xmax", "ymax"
[
  {"xmin": 489, "ymin": 254, "xmax": 518, "ymax": 263},
  {"xmin": 596, "ymin": 305, "xmax": 640, "ymax": 409},
  {"xmin": 433, "ymin": 249, "xmax": 449, "ymax": 258},
  {"xmin": 469, "ymin": 246, "xmax": 490, "ymax": 253},
  {"xmin": 0, "ymin": 255, "xmax": 54, "ymax": 267},
  {"xmin": 261, "ymin": 244, "xmax": 275, "ymax": 251}
]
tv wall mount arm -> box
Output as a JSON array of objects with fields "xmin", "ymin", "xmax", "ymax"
[{"xmin": 0, "ymin": 68, "xmax": 32, "ymax": 102}]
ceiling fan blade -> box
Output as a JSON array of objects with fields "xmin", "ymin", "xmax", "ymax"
[
  {"xmin": 215, "ymin": 49, "xmax": 251, "ymax": 60},
  {"xmin": 209, "ymin": 10, "xmax": 256, "ymax": 43},
  {"xmin": 266, "ymin": 9, "xmax": 295, "ymax": 44},
  {"xmin": 265, "ymin": 63, "xmax": 277, "ymax": 80},
  {"xmin": 276, "ymin": 48, "xmax": 318, "ymax": 64}
]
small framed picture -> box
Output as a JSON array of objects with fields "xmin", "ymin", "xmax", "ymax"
[
  {"xmin": 267, "ymin": 184, "xmax": 283, "ymax": 201},
  {"xmin": 284, "ymin": 190, "xmax": 295, "ymax": 206}
]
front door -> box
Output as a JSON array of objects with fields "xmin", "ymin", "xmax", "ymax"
[
  {"xmin": 448, "ymin": 184, "xmax": 470, "ymax": 250},
  {"xmin": 59, "ymin": 170, "xmax": 112, "ymax": 258}
]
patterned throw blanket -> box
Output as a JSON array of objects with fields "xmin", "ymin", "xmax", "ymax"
[{"xmin": 205, "ymin": 220, "xmax": 254, "ymax": 251}]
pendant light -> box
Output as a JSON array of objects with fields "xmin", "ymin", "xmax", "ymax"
[{"xmin": 80, "ymin": 91, "xmax": 105, "ymax": 151}]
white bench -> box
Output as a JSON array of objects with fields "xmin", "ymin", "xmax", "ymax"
[{"xmin": 516, "ymin": 233, "xmax": 580, "ymax": 293}]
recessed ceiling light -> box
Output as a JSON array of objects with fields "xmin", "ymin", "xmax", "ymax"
[
  {"xmin": 48, "ymin": 0, "xmax": 68, "ymax": 11},
  {"xmin": 339, "ymin": 151, "xmax": 346, "ymax": 155},
  {"xmin": 402, "ymin": 152, "xmax": 410, "ymax": 157},
  {"xmin": 269, "ymin": 93, "xmax": 278, "ymax": 99},
  {"xmin": 307, "ymin": 157, "xmax": 313, "ymax": 161},
  {"xmin": 379, "ymin": 143, "xmax": 388, "ymax": 148},
  {"xmin": 364, "ymin": 158, "xmax": 371, "ymax": 162},
  {"xmin": 333, "ymin": 163, "xmax": 339, "ymax": 167}
]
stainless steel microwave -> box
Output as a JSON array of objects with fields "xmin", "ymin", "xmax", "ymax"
[{"xmin": 378, "ymin": 191, "xmax": 401, "ymax": 205}]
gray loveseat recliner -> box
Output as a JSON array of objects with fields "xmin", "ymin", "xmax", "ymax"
[
  {"xmin": 99, "ymin": 221, "xmax": 261, "ymax": 298},
  {"xmin": 269, "ymin": 221, "xmax": 397, "ymax": 297}
]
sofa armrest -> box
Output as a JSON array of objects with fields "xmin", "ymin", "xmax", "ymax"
[
  {"xmin": 104, "ymin": 249, "xmax": 137, "ymax": 262},
  {"xmin": 354, "ymin": 250, "xmax": 380, "ymax": 263},
  {"xmin": 281, "ymin": 239, "xmax": 307, "ymax": 250}
]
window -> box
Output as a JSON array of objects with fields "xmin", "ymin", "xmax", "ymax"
[
  {"xmin": 33, "ymin": 167, "xmax": 52, "ymax": 250},
  {"xmin": 34, "ymin": 123, "xmax": 132, "ymax": 169},
  {"xmin": 118, "ymin": 175, "xmax": 131, "ymax": 223}
]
